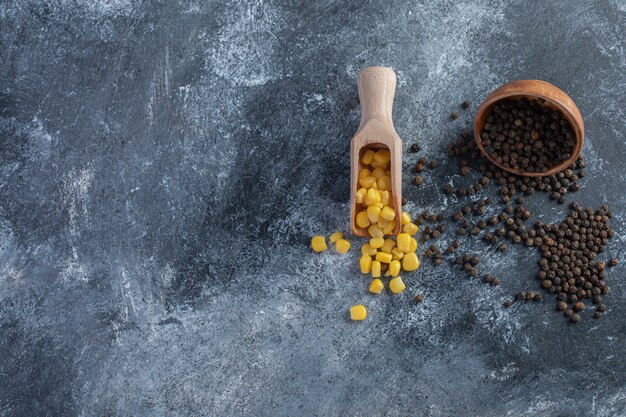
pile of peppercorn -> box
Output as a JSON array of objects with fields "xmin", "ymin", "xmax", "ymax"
[
  {"xmin": 403, "ymin": 100, "xmax": 617, "ymax": 324},
  {"xmin": 480, "ymin": 98, "xmax": 576, "ymax": 173}
]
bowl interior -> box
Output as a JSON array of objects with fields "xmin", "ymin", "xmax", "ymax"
[{"xmin": 474, "ymin": 93, "xmax": 583, "ymax": 177}]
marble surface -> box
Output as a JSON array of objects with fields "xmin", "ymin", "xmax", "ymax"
[{"xmin": 1, "ymin": 1, "xmax": 626, "ymax": 416}]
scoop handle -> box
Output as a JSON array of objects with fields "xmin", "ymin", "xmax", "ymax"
[{"xmin": 357, "ymin": 66, "xmax": 396, "ymax": 129}]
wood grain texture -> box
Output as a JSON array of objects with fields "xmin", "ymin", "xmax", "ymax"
[
  {"xmin": 474, "ymin": 79, "xmax": 584, "ymax": 177},
  {"xmin": 350, "ymin": 66, "xmax": 402, "ymax": 236}
]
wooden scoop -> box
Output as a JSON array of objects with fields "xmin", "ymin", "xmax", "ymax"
[{"xmin": 350, "ymin": 66, "xmax": 402, "ymax": 237}]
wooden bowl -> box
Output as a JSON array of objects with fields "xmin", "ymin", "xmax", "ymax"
[{"xmin": 473, "ymin": 80, "xmax": 584, "ymax": 177}]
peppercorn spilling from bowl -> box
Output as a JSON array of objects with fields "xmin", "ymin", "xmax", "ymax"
[{"xmin": 480, "ymin": 98, "xmax": 576, "ymax": 174}]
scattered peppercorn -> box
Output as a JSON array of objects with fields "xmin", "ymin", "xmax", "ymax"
[
  {"xmin": 409, "ymin": 143, "xmax": 421, "ymax": 153},
  {"xmin": 450, "ymin": 112, "xmax": 458, "ymax": 120},
  {"xmin": 414, "ymin": 294, "xmax": 424, "ymax": 303},
  {"xmin": 610, "ymin": 258, "xmax": 619, "ymax": 267},
  {"xmin": 414, "ymin": 176, "xmax": 424, "ymax": 186}
]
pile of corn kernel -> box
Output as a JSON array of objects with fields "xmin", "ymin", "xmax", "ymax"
[{"xmin": 311, "ymin": 148, "xmax": 421, "ymax": 321}]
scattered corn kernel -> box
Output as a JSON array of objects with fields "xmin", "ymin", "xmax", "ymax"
[
  {"xmin": 375, "ymin": 252, "xmax": 392, "ymax": 264},
  {"xmin": 384, "ymin": 270, "xmax": 391, "ymax": 277},
  {"xmin": 403, "ymin": 222, "xmax": 419, "ymax": 236},
  {"xmin": 359, "ymin": 175, "xmax": 377, "ymax": 188},
  {"xmin": 368, "ymin": 224, "xmax": 384, "ymax": 238},
  {"xmin": 369, "ymin": 279, "xmax": 384, "ymax": 294},
  {"xmin": 409, "ymin": 237, "xmax": 418, "ymax": 253},
  {"xmin": 356, "ymin": 211, "xmax": 371, "ymax": 228},
  {"xmin": 369, "ymin": 237, "xmax": 384, "ymax": 249},
  {"xmin": 371, "ymin": 260, "xmax": 381, "ymax": 277},
  {"xmin": 355, "ymin": 187, "xmax": 367, "ymax": 204},
  {"xmin": 371, "ymin": 167, "xmax": 385, "ymax": 179},
  {"xmin": 358, "ymin": 168, "xmax": 371, "ymax": 179},
  {"xmin": 360, "ymin": 255, "xmax": 372, "ymax": 274},
  {"xmin": 389, "ymin": 260, "xmax": 401, "ymax": 276},
  {"xmin": 374, "ymin": 149, "xmax": 391, "ymax": 165},
  {"xmin": 397, "ymin": 233, "xmax": 411, "ymax": 252},
  {"xmin": 391, "ymin": 247, "xmax": 404, "ymax": 260},
  {"xmin": 381, "ymin": 206, "xmax": 395, "ymax": 221},
  {"xmin": 311, "ymin": 236, "xmax": 327, "ymax": 252},
  {"xmin": 350, "ymin": 304, "xmax": 367, "ymax": 320},
  {"xmin": 335, "ymin": 239, "xmax": 351, "ymax": 254},
  {"xmin": 401, "ymin": 211, "xmax": 412, "ymax": 226},
  {"xmin": 389, "ymin": 276, "xmax": 406, "ymax": 294},
  {"xmin": 329, "ymin": 231, "xmax": 343, "ymax": 243},
  {"xmin": 378, "ymin": 176, "xmax": 391, "ymax": 191},
  {"xmin": 361, "ymin": 243, "xmax": 377, "ymax": 256},
  {"xmin": 367, "ymin": 206, "xmax": 381, "ymax": 223},
  {"xmin": 381, "ymin": 238, "xmax": 396, "ymax": 254},
  {"xmin": 364, "ymin": 188, "xmax": 381, "ymax": 206},
  {"xmin": 402, "ymin": 252, "xmax": 420, "ymax": 271},
  {"xmin": 361, "ymin": 149, "xmax": 375, "ymax": 165}
]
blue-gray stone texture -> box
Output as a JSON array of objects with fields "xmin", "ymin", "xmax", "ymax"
[{"xmin": 1, "ymin": 1, "xmax": 625, "ymax": 416}]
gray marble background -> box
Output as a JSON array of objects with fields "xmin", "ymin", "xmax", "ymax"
[{"xmin": 1, "ymin": 1, "xmax": 626, "ymax": 416}]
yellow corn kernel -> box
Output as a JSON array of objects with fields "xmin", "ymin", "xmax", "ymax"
[
  {"xmin": 369, "ymin": 237, "xmax": 384, "ymax": 249},
  {"xmin": 371, "ymin": 260, "xmax": 381, "ymax": 277},
  {"xmin": 401, "ymin": 211, "xmax": 412, "ymax": 226},
  {"xmin": 335, "ymin": 239, "xmax": 351, "ymax": 254},
  {"xmin": 368, "ymin": 224, "xmax": 384, "ymax": 238},
  {"xmin": 358, "ymin": 168, "xmax": 371, "ymax": 180},
  {"xmin": 367, "ymin": 206, "xmax": 381, "ymax": 223},
  {"xmin": 364, "ymin": 188, "xmax": 381, "ymax": 206},
  {"xmin": 359, "ymin": 175, "xmax": 377, "ymax": 188},
  {"xmin": 374, "ymin": 149, "xmax": 391, "ymax": 165},
  {"xmin": 378, "ymin": 216, "xmax": 390, "ymax": 227},
  {"xmin": 373, "ymin": 202, "xmax": 384, "ymax": 209},
  {"xmin": 380, "ymin": 190, "xmax": 391, "ymax": 206},
  {"xmin": 389, "ymin": 260, "xmax": 401, "ymax": 276},
  {"xmin": 355, "ymin": 187, "xmax": 367, "ymax": 204},
  {"xmin": 371, "ymin": 167, "xmax": 385, "ymax": 179},
  {"xmin": 378, "ymin": 176, "xmax": 391, "ymax": 191},
  {"xmin": 360, "ymin": 255, "xmax": 372, "ymax": 274},
  {"xmin": 389, "ymin": 276, "xmax": 406, "ymax": 294},
  {"xmin": 402, "ymin": 252, "xmax": 420, "ymax": 271},
  {"xmin": 403, "ymin": 222, "xmax": 419, "ymax": 236},
  {"xmin": 409, "ymin": 237, "xmax": 418, "ymax": 253},
  {"xmin": 361, "ymin": 243, "xmax": 377, "ymax": 256},
  {"xmin": 391, "ymin": 247, "xmax": 404, "ymax": 260},
  {"xmin": 369, "ymin": 278, "xmax": 384, "ymax": 294},
  {"xmin": 370, "ymin": 159, "xmax": 387, "ymax": 169},
  {"xmin": 375, "ymin": 252, "xmax": 392, "ymax": 264},
  {"xmin": 311, "ymin": 236, "xmax": 327, "ymax": 252},
  {"xmin": 329, "ymin": 231, "xmax": 343, "ymax": 243},
  {"xmin": 381, "ymin": 238, "xmax": 396, "ymax": 254},
  {"xmin": 384, "ymin": 270, "xmax": 391, "ymax": 277},
  {"xmin": 381, "ymin": 206, "xmax": 395, "ymax": 221},
  {"xmin": 397, "ymin": 233, "xmax": 411, "ymax": 252},
  {"xmin": 356, "ymin": 210, "xmax": 371, "ymax": 228},
  {"xmin": 370, "ymin": 181, "xmax": 378, "ymax": 190},
  {"xmin": 361, "ymin": 149, "xmax": 375, "ymax": 165},
  {"xmin": 350, "ymin": 304, "xmax": 367, "ymax": 320},
  {"xmin": 382, "ymin": 220, "xmax": 396, "ymax": 235}
]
